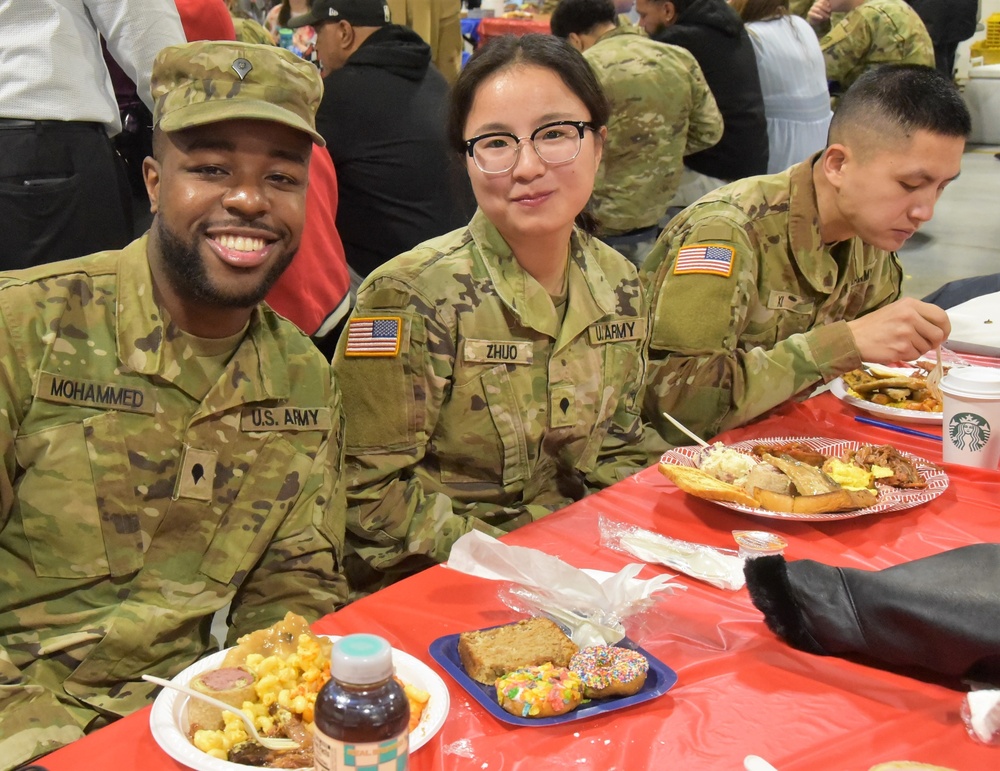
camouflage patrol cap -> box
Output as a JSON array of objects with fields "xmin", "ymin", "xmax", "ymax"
[{"xmin": 151, "ymin": 40, "xmax": 326, "ymax": 146}]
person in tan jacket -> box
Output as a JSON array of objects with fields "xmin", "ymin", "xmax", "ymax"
[{"xmin": 386, "ymin": 0, "xmax": 462, "ymax": 83}]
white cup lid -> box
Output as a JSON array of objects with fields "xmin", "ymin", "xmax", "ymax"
[{"xmin": 940, "ymin": 366, "xmax": 1000, "ymax": 397}]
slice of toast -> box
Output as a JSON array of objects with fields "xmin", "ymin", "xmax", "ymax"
[
  {"xmin": 658, "ymin": 462, "xmax": 760, "ymax": 508},
  {"xmin": 457, "ymin": 618, "xmax": 579, "ymax": 684}
]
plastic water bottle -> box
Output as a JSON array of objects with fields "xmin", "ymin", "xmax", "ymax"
[
  {"xmin": 313, "ymin": 634, "xmax": 409, "ymax": 771},
  {"xmin": 278, "ymin": 27, "xmax": 294, "ymax": 49}
]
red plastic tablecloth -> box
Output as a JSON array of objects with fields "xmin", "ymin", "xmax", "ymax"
[
  {"xmin": 477, "ymin": 16, "xmax": 551, "ymax": 47},
  {"xmin": 38, "ymin": 392, "xmax": 1000, "ymax": 770}
]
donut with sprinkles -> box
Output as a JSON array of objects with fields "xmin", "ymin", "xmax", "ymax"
[
  {"xmin": 495, "ymin": 663, "xmax": 585, "ymax": 718},
  {"xmin": 569, "ymin": 646, "xmax": 649, "ymax": 698}
]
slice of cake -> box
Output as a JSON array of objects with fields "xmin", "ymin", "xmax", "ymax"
[{"xmin": 458, "ymin": 617, "xmax": 579, "ymax": 684}]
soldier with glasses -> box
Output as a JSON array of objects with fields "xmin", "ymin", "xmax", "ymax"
[{"xmin": 333, "ymin": 34, "xmax": 667, "ymax": 597}]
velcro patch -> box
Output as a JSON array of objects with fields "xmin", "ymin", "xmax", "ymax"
[
  {"xmin": 344, "ymin": 316, "xmax": 402, "ymax": 357},
  {"xmin": 36, "ymin": 371, "xmax": 155, "ymax": 414},
  {"xmin": 463, "ymin": 339, "xmax": 533, "ymax": 365},
  {"xmin": 673, "ymin": 244, "xmax": 735, "ymax": 277},
  {"xmin": 174, "ymin": 446, "xmax": 217, "ymax": 501},
  {"xmin": 588, "ymin": 317, "xmax": 645, "ymax": 345},
  {"xmin": 766, "ymin": 290, "xmax": 815, "ymax": 314},
  {"xmin": 550, "ymin": 384, "xmax": 577, "ymax": 428},
  {"xmin": 240, "ymin": 406, "xmax": 332, "ymax": 432}
]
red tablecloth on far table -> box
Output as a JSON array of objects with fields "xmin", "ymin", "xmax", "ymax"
[
  {"xmin": 38, "ymin": 392, "xmax": 1000, "ymax": 770},
  {"xmin": 477, "ymin": 16, "xmax": 551, "ymax": 47}
]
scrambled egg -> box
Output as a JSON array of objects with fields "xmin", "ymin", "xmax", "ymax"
[
  {"xmin": 822, "ymin": 459, "xmax": 894, "ymax": 491},
  {"xmin": 823, "ymin": 459, "xmax": 873, "ymax": 491}
]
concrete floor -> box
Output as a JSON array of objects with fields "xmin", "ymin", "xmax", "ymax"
[{"xmin": 897, "ymin": 145, "xmax": 1000, "ymax": 300}]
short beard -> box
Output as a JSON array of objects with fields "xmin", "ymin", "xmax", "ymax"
[{"xmin": 154, "ymin": 218, "xmax": 295, "ymax": 309}]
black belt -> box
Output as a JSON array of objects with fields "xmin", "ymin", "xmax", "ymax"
[{"xmin": 0, "ymin": 118, "xmax": 103, "ymax": 131}]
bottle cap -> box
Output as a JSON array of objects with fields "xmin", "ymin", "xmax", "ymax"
[{"xmin": 331, "ymin": 634, "xmax": 394, "ymax": 684}]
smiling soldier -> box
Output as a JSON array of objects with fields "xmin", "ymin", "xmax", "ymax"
[
  {"xmin": 0, "ymin": 41, "xmax": 347, "ymax": 767},
  {"xmin": 641, "ymin": 64, "xmax": 970, "ymax": 445}
]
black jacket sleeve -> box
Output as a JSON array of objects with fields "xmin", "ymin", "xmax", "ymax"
[{"xmin": 744, "ymin": 544, "xmax": 1000, "ymax": 685}]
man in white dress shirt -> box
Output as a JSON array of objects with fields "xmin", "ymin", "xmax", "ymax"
[{"xmin": 0, "ymin": 0, "xmax": 185, "ymax": 270}]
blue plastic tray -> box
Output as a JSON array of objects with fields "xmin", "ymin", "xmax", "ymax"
[{"xmin": 428, "ymin": 631, "xmax": 678, "ymax": 727}]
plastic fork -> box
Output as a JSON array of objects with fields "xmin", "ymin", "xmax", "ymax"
[
  {"xmin": 142, "ymin": 674, "xmax": 300, "ymax": 751},
  {"xmin": 662, "ymin": 411, "xmax": 711, "ymax": 448},
  {"xmin": 925, "ymin": 348, "xmax": 944, "ymax": 401}
]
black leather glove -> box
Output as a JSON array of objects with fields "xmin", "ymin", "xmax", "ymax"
[{"xmin": 744, "ymin": 543, "xmax": 1000, "ymax": 685}]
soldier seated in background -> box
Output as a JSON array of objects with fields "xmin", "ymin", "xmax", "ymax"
[
  {"xmin": 633, "ymin": 0, "xmax": 769, "ymax": 204},
  {"xmin": 550, "ymin": 0, "xmax": 722, "ymax": 267},
  {"xmin": 807, "ymin": 0, "xmax": 934, "ymax": 95},
  {"xmin": 640, "ymin": 64, "xmax": 968, "ymax": 445},
  {"xmin": 0, "ymin": 41, "xmax": 347, "ymax": 766}
]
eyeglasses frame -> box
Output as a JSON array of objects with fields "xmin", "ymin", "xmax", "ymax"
[{"xmin": 463, "ymin": 120, "xmax": 599, "ymax": 175}]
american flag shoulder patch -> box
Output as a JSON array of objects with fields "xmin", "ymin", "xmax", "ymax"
[
  {"xmin": 344, "ymin": 316, "xmax": 402, "ymax": 357},
  {"xmin": 673, "ymin": 243, "xmax": 735, "ymax": 277}
]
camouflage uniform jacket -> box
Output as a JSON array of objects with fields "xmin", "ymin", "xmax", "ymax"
[
  {"xmin": 820, "ymin": 0, "xmax": 934, "ymax": 90},
  {"xmin": 334, "ymin": 209, "xmax": 665, "ymax": 592},
  {"xmin": 585, "ymin": 24, "xmax": 722, "ymax": 235},
  {"xmin": 640, "ymin": 156, "xmax": 903, "ymax": 444},
  {"xmin": 0, "ymin": 237, "xmax": 347, "ymax": 767},
  {"xmin": 232, "ymin": 16, "xmax": 275, "ymax": 45},
  {"xmin": 789, "ymin": 0, "xmax": 813, "ymax": 18}
]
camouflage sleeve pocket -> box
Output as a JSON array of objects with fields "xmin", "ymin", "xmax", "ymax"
[
  {"xmin": 652, "ymin": 247, "xmax": 745, "ymax": 351},
  {"xmin": 337, "ymin": 312, "xmax": 424, "ymax": 453}
]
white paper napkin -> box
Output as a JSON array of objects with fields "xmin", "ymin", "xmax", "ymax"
[
  {"xmin": 445, "ymin": 531, "xmax": 682, "ymax": 646},
  {"xmin": 965, "ymin": 689, "xmax": 1000, "ymax": 744}
]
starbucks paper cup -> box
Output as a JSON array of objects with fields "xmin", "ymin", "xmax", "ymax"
[{"xmin": 939, "ymin": 367, "xmax": 1000, "ymax": 470}]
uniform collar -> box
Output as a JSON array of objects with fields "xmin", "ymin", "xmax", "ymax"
[
  {"xmin": 115, "ymin": 234, "xmax": 289, "ymax": 403},
  {"xmin": 467, "ymin": 209, "xmax": 619, "ymax": 348},
  {"xmin": 788, "ymin": 154, "xmax": 846, "ymax": 294},
  {"xmin": 596, "ymin": 22, "xmax": 641, "ymax": 44}
]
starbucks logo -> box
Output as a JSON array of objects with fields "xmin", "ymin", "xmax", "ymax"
[{"xmin": 948, "ymin": 413, "xmax": 992, "ymax": 452}]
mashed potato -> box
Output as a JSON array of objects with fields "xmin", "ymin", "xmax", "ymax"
[{"xmin": 699, "ymin": 442, "xmax": 759, "ymax": 487}]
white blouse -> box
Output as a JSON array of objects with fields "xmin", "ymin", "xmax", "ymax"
[
  {"xmin": 746, "ymin": 15, "xmax": 833, "ymax": 174},
  {"xmin": 0, "ymin": 0, "xmax": 185, "ymax": 134}
]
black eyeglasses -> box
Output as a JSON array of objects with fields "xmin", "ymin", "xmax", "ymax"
[{"xmin": 464, "ymin": 120, "xmax": 598, "ymax": 174}]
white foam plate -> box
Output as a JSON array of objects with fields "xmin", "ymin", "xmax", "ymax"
[
  {"xmin": 149, "ymin": 636, "xmax": 449, "ymax": 770},
  {"xmin": 830, "ymin": 377, "xmax": 942, "ymax": 424},
  {"xmin": 946, "ymin": 291, "xmax": 1000, "ymax": 357}
]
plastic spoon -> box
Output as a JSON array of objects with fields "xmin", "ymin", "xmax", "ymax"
[{"xmin": 142, "ymin": 674, "xmax": 299, "ymax": 751}]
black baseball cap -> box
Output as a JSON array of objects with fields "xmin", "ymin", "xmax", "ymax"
[{"xmin": 287, "ymin": 0, "xmax": 391, "ymax": 28}]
